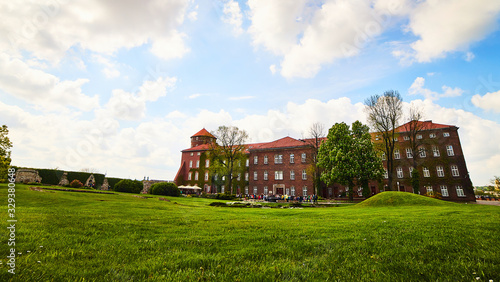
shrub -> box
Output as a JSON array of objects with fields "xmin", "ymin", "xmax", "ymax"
[
  {"xmin": 216, "ymin": 192, "xmax": 237, "ymax": 200},
  {"xmin": 209, "ymin": 202, "xmax": 227, "ymax": 207},
  {"xmin": 150, "ymin": 182, "xmax": 180, "ymax": 197},
  {"xmin": 290, "ymin": 202, "xmax": 303, "ymax": 208},
  {"xmin": 70, "ymin": 179, "xmax": 83, "ymax": 188},
  {"xmin": 113, "ymin": 179, "xmax": 143, "ymax": 194}
]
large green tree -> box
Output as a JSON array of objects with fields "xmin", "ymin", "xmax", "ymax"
[
  {"xmin": 318, "ymin": 121, "xmax": 383, "ymax": 201},
  {"xmin": 0, "ymin": 125, "xmax": 13, "ymax": 182},
  {"xmin": 209, "ymin": 126, "xmax": 249, "ymax": 195}
]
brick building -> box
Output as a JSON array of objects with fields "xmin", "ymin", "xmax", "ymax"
[{"xmin": 174, "ymin": 121, "xmax": 475, "ymax": 202}]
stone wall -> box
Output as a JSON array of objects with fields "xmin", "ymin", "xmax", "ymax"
[{"xmin": 15, "ymin": 169, "xmax": 42, "ymax": 183}]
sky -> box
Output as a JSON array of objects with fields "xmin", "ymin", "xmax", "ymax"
[{"xmin": 0, "ymin": 0, "xmax": 499, "ymax": 186}]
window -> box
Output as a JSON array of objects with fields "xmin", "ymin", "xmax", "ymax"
[
  {"xmin": 197, "ymin": 152, "xmax": 201, "ymax": 156},
  {"xmin": 437, "ymin": 166, "xmax": 444, "ymax": 177},
  {"xmin": 206, "ymin": 159, "xmax": 210, "ymax": 167},
  {"xmin": 188, "ymin": 172, "xmax": 192, "ymax": 180},
  {"xmin": 194, "ymin": 172, "xmax": 199, "ymax": 181},
  {"xmin": 253, "ymin": 171, "xmax": 258, "ymax": 181},
  {"xmin": 205, "ymin": 172, "xmax": 209, "ymax": 181},
  {"xmin": 440, "ymin": 185, "xmax": 449, "ymax": 197},
  {"xmin": 403, "ymin": 136, "xmax": 410, "ymax": 141},
  {"xmin": 214, "ymin": 174, "xmax": 218, "ymax": 181},
  {"xmin": 291, "ymin": 186, "xmax": 295, "ymax": 196},
  {"xmin": 394, "ymin": 149, "xmax": 400, "ymax": 159},
  {"xmin": 222, "ymin": 175, "xmax": 226, "ymax": 181},
  {"xmin": 384, "ymin": 168, "xmax": 388, "ymax": 179},
  {"xmin": 432, "ymin": 146, "xmax": 440, "ymax": 157},
  {"xmin": 302, "ymin": 170, "xmax": 307, "ymax": 180},
  {"xmin": 244, "ymin": 186, "xmax": 248, "ymax": 195},
  {"xmin": 409, "ymin": 167, "xmax": 414, "ymax": 175},
  {"xmin": 190, "ymin": 152, "xmax": 194, "ymax": 156},
  {"xmin": 196, "ymin": 160, "xmax": 199, "ymax": 168},
  {"xmin": 221, "ymin": 185, "xmax": 225, "ymax": 193},
  {"xmin": 189, "ymin": 160, "xmax": 193, "ymax": 168},
  {"xmin": 396, "ymin": 167, "xmax": 403, "ymax": 178},
  {"xmin": 301, "ymin": 153, "xmax": 307, "ymax": 163},
  {"xmin": 456, "ymin": 186, "xmax": 465, "ymax": 197},
  {"xmin": 430, "ymin": 133, "xmax": 436, "ymax": 138},
  {"xmin": 290, "ymin": 170, "xmax": 295, "ymax": 180},
  {"xmin": 446, "ymin": 145, "xmax": 454, "ymax": 156},
  {"xmin": 264, "ymin": 171, "xmax": 268, "ymax": 181},
  {"xmin": 254, "ymin": 156, "xmax": 258, "ymax": 164},
  {"xmin": 423, "ymin": 167, "xmax": 430, "ymax": 177},
  {"xmin": 381, "ymin": 153, "xmax": 386, "ymax": 160},
  {"xmin": 443, "ymin": 132, "xmax": 450, "ymax": 137},
  {"xmin": 451, "ymin": 165, "xmax": 459, "ymax": 177},
  {"xmin": 264, "ymin": 186, "xmax": 268, "ymax": 194},
  {"xmin": 290, "ymin": 154, "xmax": 295, "ymax": 163},
  {"xmin": 302, "ymin": 186, "xmax": 308, "ymax": 196},
  {"xmin": 406, "ymin": 148, "xmax": 413, "ymax": 158},
  {"xmin": 274, "ymin": 154, "xmax": 283, "ymax": 164},
  {"xmin": 246, "ymin": 159, "xmax": 249, "ymax": 167},
  {"xmin": 264, "ymin": 155, "xmax": 268, "ymax": 164},
  {"xmin": 426, "ymin": 186, "xmax": 433, "ymax": 195},
  {"xmin": 275, "ymin": 171, "xmax": 283, "ymax": 180},
  {"xmin": 417, "ymin": 134, "xmax": 422, "ymax": 139},
  {"xmin": 253, "ymin": 186, "xmax": 258, "ymax": 194},
  {"xmin": 245, "ymin": 173, "xmax": 248, "ymax": 181},
  {"xmin": 419, "ymin": 147, "xmax": 426, "ymax": 158},
  {"xmin": 237, "ymin": 173, "xmax": 241, "ymax": 181}
]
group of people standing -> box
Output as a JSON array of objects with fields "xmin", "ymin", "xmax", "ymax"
[{"xmin": 243, "ymin": 194, "xmax": 318, "ymax": 204}]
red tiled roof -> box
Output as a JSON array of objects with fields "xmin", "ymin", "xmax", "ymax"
[
  {"xmin": 396, "ymin": 120, "xmax": 454, "ymax": 133},
  {"xmin": 248, "ymin": 136, "xmax": 308, "ymax": 150},
  {"xmin": 192, "ymin": 128, "xmax": 215, "ymax": 138},
  {"xmin": 182, "ymin": 143, "xmax": 212, "ymax": 152}
]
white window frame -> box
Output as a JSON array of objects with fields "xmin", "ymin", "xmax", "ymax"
[
  {"xmin": 190, "ymin": 152, "xmax": 194, "ymax": 156},
  {"xmin": 416, "ymin": 134, "xmax": 422, "ymax": 139},
  {"xmin": 302, "ymin": 186, "xmax": 308, "ymax": 196},
  {"xmin": 254, "ymin": 156, "xmax": 258, "ymax": 164},
  {"xmin": 409, "ymin": 167, "xmax": 414, "ymax": 175},
  {"xmin": 237, "ymin": 173, "xmax": 241, "ymax": 181},
  {"xmin": 456, "ymin": 186, "xmax": 465, "ymax": 197},
  {"xmin": 264, "ymin": 186, "xmax": 268, "ymax": 194},
  {"xmin": 403, "ymin": 136, "xmax": 410, "ymax": 141},
  {"xmin": 188, "ymin": 172, "xmax": 192, "ymax": 180},
  {"xmin": 394, "ymin": 149, "xmax": 400, "ymax": 160},
  {"xmin": 245, "ymin": 173, "xmax": 248, "ymax": 181},
  {"xmin": 432, "ymin": 146, "xmax": 440, "ymax": 157},
  {"xmin": 451, "ymin": 165, "xmax": 459, "ymax": 177},
  {"xmin": 437, "ymin": 166, "xmax": 445, "ymax": 177},
  {"xmin": 274, "ymin": 154, "xmax": 283, "ymax": 164},
  {"xmin": 189, "ymin": 160, "xmax": 193, "ymax": 168},
  {"xmin": 221, "ymin": 185, "xmax": 225, "ymax": 193},
  {"xmin": 301, "ymin": 153, "xmax": 307, "ymax": 163},
  {"xmin": 246, "ymin": 159, "xmax": 249, "ymax": 167},
  {"xmin": 396, "ymin": 167, "xmax": 403, "ymax": 178},
  {"xmin": 419, "ymin": 147, "xmax": 426, "ymax": 158},
  {"xmin": 264, "ymin": 171, "xmax": 268, "ymax": 180},
  {"xmin": 446, "ymin": 145, "xmax": 454, "ymax": 156},
  {"xmin": 440, "ymin": 185, "xmax": 449, "ymax": 197},
  {"xmin": 430, "ymin": 133, "xmax": 436, "ymax": 139},
  {"xmin": 406, "ymin": 148, "xmax": 413, "ymax": 158},
  {"xmin": 290, "ymin": 154, "xmax": 294, "ymax": 163},
  {"xmin": 205, "ymin": 172, "xmax": 209, "ymax": 181},
  {"xmin": 275, "ymin": 171, "xmax": 283, "ymax": 180},
  {"xmin": 253, "ymin": 186, "xmax": 258, "ymax": 195},
  {"xmin": 423, "ymin": 167, "xmax": 430, "ymax": 177},
  {"xmin": 244, "ymin": 186, "xmax": 248, "ymax": 195},
  {"xmin": 196, "ymin": 160, "xmax": 200, "ymax": 168},
  {"xmin": 253, "ymin": 171, "xmax": 258, "ymax": 181},
  {"xmin": 194, "ymin": 172, "xmax": 199, "ymax": 181},
  {"xmin": 443, "ymin": 132, "xmax": 450, "ymax": 137},
  {"xmin": 290, "ymin": 170, "xmax": 295, "ymax": 180},
  {"xmin": 384, "ymin": 168, "xmax": 388, "ymax": 179},
  {"xmin": 291, "ymin": 186, "xmax": 295, "ymax": 196},
  {"xmin": 264, "ymin": 155, "xmax": 268, "ymax": 164},
  {"xmin": 381, "ymin": 153, "xmax": 386, "ymax": 160},
  {"xmin": 302, "ymin": 170, "xmax": 307, "ymax": 180},
  {"xmin": 426, "ymin": 186, "xmax": 433, "ymax": 195}
]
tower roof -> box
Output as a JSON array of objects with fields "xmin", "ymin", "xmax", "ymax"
[{"xmin": 191, "ymin": 128, "xmax": 215, "ymax": 138}]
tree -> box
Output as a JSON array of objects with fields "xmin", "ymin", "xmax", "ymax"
[
  {"xmin": 318, "ymin": 121, "xmax": 383, "ymax": 201},
  {"xmin": 404, "ymin": 105, "xmax": 429, "ymax": 170},
  {"xmin": 306, "ymin": 122, "xmax": 326, "ymax": 196},
  {"xmin": 0, "ymin": 125, "xmax": 13, "ymax": 182},
  {"xmin": 209, "ymin": 126, "xmax": 249, "ymax": 195},
  {"xmin": 411, "ymin": 169, "xmax": 420, "ymax": 194},
  {"xmin": 150, "ymin": 182, "xmax": 180, "ymax": 197},
  {"xmin": 113, "ymin": 179, "xmax": 143, "ymax": 194},
  {"xmin": 365, "ymin": 90, "xmax": 403, "ymax": 191}
]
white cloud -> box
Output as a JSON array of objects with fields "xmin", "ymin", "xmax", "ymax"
[
  {"xmin": 92, "ymin": 54, "xmax": 120, "ymax": 79},
  {"xmin": 104, "ymin": 76, "xmax": 176, "ymax": 120},
  {"xmin": 228, "ymin": 96, "xmax": 255, "ymax": 101},
  {"xmin": 408, "ymin": 77, "xmax": 464, "ymax": 101},
  {"xmin": 0, "ymin": 0, "xmax": 191, "ymax": 63},
  {"xmin": 471, "ymin": 90, "xmax": 500, "ymax": 113},
  {"xmin": 404, "ymin": 0, "xmax": 500, "ymax": 63},
  {"xmin": 0, "ymin": 52, "xmax": 98, "ymax": 112},
  {"xmin": 188, "ymin": 93, "xmax": 203, "ymax": 99},
  {"xmin": 222, "ymin": 0, "xmax": 244, "ymax": 36},
  {"xmin": 166, "ymin": 110, "xmax": 187, "ymax": 119},
  {"xmin": 465, "ymin": 52, "xmax": 475, "ymax": 62},
  {"xmin": 269, "ymin": 64, "xmax": 277, "ymax": 74}
]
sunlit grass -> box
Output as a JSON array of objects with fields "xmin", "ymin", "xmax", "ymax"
[{"xmin": 0, "ymin": 184, "xmax": 499, "ymax": 281}]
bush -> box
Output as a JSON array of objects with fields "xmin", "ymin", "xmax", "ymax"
[
  {"xmin": 216, "ymin": 192, "xmax": 237, "ymax": 200},
  {"xmin": 70, "ymin": 179, "xmax": 83, "ymax": 188},
  {"xmin": 113, "ymin": 179, "xmax": 143, "ymax": 194},
  {"xmin": 209, "ymin": 202, "xmax": 227, "ymax": 207},
  {"xmin": 150, "ymin": 182, "xmax": 180, "ymax": 197}
]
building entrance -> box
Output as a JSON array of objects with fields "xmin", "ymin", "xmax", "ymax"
[{"xmin": 273, "ymin": 184, "xmax": 285, "ymax": 195}]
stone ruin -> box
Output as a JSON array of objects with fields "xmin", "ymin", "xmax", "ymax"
[
  {"xmin": 58, "ymin": 172, "xmax": 69, "ymax": 186},
  {"xmin": 141, "ymin": 180, "xmax": 173, "ymax": 194},
  {"xmin": 15, "ymin": 169, "xmax": 42, "ymax": 183},
  {"xmin": 85, "ymin": 174, "xmax": 96, "ymax": 188},
  {"xmin": 101, "ymin": 178, "xmax": 110, "ymax": 191}
]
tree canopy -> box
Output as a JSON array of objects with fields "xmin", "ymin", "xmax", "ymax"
[{"xmin": 0, "ymin": 125, "xmax": 13, "ymax": 182}]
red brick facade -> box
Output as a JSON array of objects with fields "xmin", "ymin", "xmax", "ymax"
[{"xmin": 174, "ymin": 121, "xmax": 475, "ymax": 202}]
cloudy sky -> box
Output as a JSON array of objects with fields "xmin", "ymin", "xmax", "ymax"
[{"xmin": 1, "ymin": 0, "xmax": 499, "ymax": 186}]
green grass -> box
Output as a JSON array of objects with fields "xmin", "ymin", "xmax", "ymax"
[
  {"xmin": 356, "ymin": 191, "xmax": 456, "ymax": 207},
  {"xmin": 1, "ymin": 184, "xmax": 499, "ymax": 281}
]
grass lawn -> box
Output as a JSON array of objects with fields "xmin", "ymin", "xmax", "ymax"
[{"xmin": 1, "ymin": 184, "xmax": 499, "ymax": 281}]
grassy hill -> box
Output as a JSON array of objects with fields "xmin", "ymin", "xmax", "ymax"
[
  {"xmin": 1, "ymin": 184, "xmax": 499, "ymax": 281},
  {"xmin": 357, "ymin": 191, "xmax": 456, "ymax": 207}
]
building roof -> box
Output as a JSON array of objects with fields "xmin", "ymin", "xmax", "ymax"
[
  {"xmin": 248, "ymin": 136, "xmax": 308, "ymax": 150},
  {"xmin": 182, "ymin": 143, "xmax": 212, "ymax": 152},
  {"xmin": 191, "ymin": 128, "xmax": 215, "ymax": 138},
  {"xmin": 396, "ymin": 120, "xmax": 455, "ymax": 133}
]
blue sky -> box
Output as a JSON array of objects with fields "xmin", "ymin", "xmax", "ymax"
[{"xmin": 0, "ymin": 0, "xmax": 499, "ymax": 186}]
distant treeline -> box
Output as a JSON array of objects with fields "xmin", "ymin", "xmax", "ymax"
[{"xmin": 14, "ymin": 167, "xmax": 125, "ymax": 190}]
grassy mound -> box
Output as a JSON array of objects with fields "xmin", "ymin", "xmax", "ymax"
[{"xmin": 357, "ymin": 191, "xmax": 455, "ymax": 207}]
